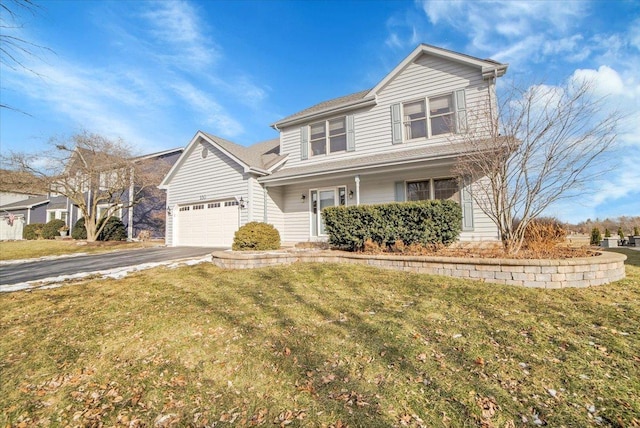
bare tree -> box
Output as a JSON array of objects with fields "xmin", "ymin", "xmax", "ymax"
[
  {"xmin": 3, "ymin": 131, "xmax": 170, "ymax": 242},
  {"xmin": 454, "ymin": 79, "xmax": 619, "ymax": 254},
  {"xmin": 1, "ymin": 0, "xmax": 53, "ymax": 111}
]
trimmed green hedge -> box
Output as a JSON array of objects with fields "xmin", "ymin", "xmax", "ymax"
[
  {"xmin": 23, "ymin": 223, "xmax": 44, "ymax": 240},
  {"xmin": 42, "ymin": 219, "xmax": 67, "ymax": 239},
  {"xmin": 323, "ymin": 200, "xmax": 462, "ymax": 251},
  {"xmin": 232, "ymin": 222, "xmax": 280, "ymax": 251}
]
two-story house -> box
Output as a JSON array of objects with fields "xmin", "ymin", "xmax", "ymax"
[
  {"xmin": 160, "ymin": 44, "xmax": 508, "ymax": 247},
  {"xmin": 0, "ymin": 147, "xmax": 183, "ymax": 240}
]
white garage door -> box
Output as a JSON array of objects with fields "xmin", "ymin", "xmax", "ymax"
[{"xmin": 175, "ymin": 200, "xmax": 239, "ymax": 247}]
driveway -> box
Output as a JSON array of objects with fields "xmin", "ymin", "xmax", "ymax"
[{"xmin": 0, "ymin": 246, "xmax": 221, "ymax": 289}]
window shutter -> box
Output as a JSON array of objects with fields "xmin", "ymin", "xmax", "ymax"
[
  {"xmin": 454, "ymin": 89, "xmax": 467, "ymax": 133},
  {"xmin": 391, "ymin": 103, "xmax": 402, "ymax": 144},
  {"xmin": 300, "ymin": 126, "xmax": 309, "ymax": 160},
  {"xmin": 394, "ymin": 181, "xmax": 405, "ymax": 202},
  {"xmin": 461, "ymin": 176, "xmax": 474, "ymax": 231},
  {"xmin": 346, "ymin": 114, "xmax": 355, "ymax": 152}
]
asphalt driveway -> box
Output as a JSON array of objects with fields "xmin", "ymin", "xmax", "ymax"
[{"xmin": 0, "ymin": 246, "xmax": 221, "ymax": 288}]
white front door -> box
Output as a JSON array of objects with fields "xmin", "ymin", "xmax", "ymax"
[{"xmin": 310, "ymin": 186, "xmax": 346, "ymax": 237}]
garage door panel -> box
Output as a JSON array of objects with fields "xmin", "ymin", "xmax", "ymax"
[{"xmin": 175, "ymin": 201, "xmax": 239, "ymax": 247}]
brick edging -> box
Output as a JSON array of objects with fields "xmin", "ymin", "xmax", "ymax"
[{"xmin": 210, "ymin": 250, "xmax": 627, "ymax": 289}]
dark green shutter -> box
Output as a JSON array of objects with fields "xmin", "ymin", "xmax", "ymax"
[
  {"xmin": 391, "ymin": 104, "xmax": 402, "ymax": 144},
  {"xmin": 300, "ymin": 126, "xmax": 309, "ymax": 160}
]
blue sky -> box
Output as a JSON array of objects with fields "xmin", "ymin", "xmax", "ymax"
[{"xmin": 0, "ymin": 0, "xmax": 638, "ymax": 223}]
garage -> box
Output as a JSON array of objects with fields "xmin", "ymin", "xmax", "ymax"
[{"xmin": 174, "ymin": 200, "xmax": 240, "ymax": 247}]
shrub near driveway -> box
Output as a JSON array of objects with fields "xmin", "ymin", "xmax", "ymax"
[{"xmin": 1, "ymin": 251, "xmax": 638, "ymax": 427}]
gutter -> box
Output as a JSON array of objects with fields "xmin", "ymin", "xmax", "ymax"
[{"xmin": 271, "ymin": 97, "xmax": 377, "ymax": 130}]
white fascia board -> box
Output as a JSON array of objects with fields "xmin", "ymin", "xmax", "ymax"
[{"xmin": 367, "ymin": 44, "xmax": 509, "ymax": 97}]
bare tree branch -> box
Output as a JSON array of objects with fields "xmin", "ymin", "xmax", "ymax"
[{"xmin": 454, "ymin": 79, "xmax": 620, "ymax": 254}]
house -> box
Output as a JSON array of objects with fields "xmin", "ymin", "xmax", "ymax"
[
  {"xmin": 0, "ymin": 147, "xmax": 183, "ymax": 240},
  {"xmin": 160, "ymin": 44, "xmax": 508, "ymax": 247}
]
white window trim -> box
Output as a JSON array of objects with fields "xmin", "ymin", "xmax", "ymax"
[
  {"xmin": 46, "ymin": 209, "xmax": 69, "ymax": 223},
  {"xmin": 309, "ymin": 185, "xmax": 347, "ymax": 237},
  {"xmin": 309, "ymin": 116, "xmax": 347, "ymax": 157},
  {"xmin": 97, "ymin": 203, "xmax": 123, "ymax": 221},
  {"xmin": 402, "ymin": 92, "xmax": 456, "ymax": 142},
  {"xmin": 405, "ymin": 177, "xmax": 460, "ymax": 203}
]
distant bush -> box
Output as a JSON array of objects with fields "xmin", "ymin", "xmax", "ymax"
[
  {"xmin": 42, "ymin": 219, "xmax": 67, "ymax": 239},
  {"xmin": 23, "ymin": 223, "xmax": 44, "ymax": 240},
  {"xmin": 323, "ymin": 200, "xmax": 462, "ymax": 252},
  {"xmin": 590, "ymin": 227, "xmax": 602, "ymax": 245},
  {"xmin": 604, "ymin": 228, "xmax": 611, "ymax": 238},
  {"xmin": 617, "ymin": 227, "xmax": 625, "ymax": 239},
  {"xmin": 98, "ymin": 216, "xmax": 127, "ymax": 241},
  {"xmin": 232, "ymin": 222, "xmax": 280, "ymax": 251},
  {"xmin": 72, "ymin": 217, "xmax": 87, "ymax": 240}
]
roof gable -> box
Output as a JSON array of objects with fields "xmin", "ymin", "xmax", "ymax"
[{"xmin": 160, "ymin": 131, "xmax": 285, "ymax": 188}]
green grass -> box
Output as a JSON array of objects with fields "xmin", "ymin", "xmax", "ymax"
[
  {"xmin": 1, "ymin": 249, "xmax": 638, "ymax": 427},
  {"xmin": 0, "ymin": 240, "xmax": 161, "ymax": 261}
]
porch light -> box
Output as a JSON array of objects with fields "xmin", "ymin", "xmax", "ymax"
[
  {"xmin": 166, "ymin": 206, "xmax": 172, "ymax": 216},
  {"xmin": 239, "ymin": 197, "xmax": 247, "ymax": 209},
  {"xmin": 349, "ymin": 190, "xmax": 354, "ymax": 199},
  {"xmin": 301, "ymin": 194, "xmax": 306, "ymax": 202}
]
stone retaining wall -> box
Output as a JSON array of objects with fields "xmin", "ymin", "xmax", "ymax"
[{"xmin": 211, "ymin": 250, "xmax": 626, "ymax": 289}]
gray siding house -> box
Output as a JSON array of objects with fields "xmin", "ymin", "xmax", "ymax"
[
  {"xmin": 160, "ymin": 44, "xmax": 508, "ymax": 247},
  {"xmin": 0, "ymin": 148, "xmax": 183, "ymax": 240}
]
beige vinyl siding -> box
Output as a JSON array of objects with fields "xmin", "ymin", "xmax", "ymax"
[
  {"xmin": 278, "ymin": 53, "xmax": 492, "ymax": 170},
  {"xmin": 165, "ymin": 141, "xmax": 248, "ymax": 246}
]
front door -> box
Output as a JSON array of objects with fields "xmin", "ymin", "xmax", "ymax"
[{"xmin": 310, "ymin": 186, "xmax": 346, "ymax": 237}]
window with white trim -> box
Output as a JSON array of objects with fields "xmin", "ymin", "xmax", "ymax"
[
  {"xmin": 402, "ymin": 93, "xmax": 456, "ymax": 140},
  {"xmin": 309, "ymin": 116, "xmax": 347, "ymax": 156},
  {"xmin": 97, "ymin": 204, "xmax": 123, "ymax": 220},
  {"xmin": 407, "ymin": 178, "xmax": 460, "ymax": 203},
  {"xmin": 47, "ymin": 209, "xmax": 68, "ymax": 223}
]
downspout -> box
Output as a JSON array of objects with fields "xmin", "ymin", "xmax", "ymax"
[
  {"xmin": 128, "ymin": 168, "xmax": 134, "ymax": 240},
  {"xmin": 355, "ymin": 175, "xmax": 360, "ymax": 206}
]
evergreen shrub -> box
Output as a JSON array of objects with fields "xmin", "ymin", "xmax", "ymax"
[
  {"xmin": 42, "ymin": 219, "xmax": 67, "ymax": 239},
  {"xmin": 98, "ymin": 216, "xmax": 127, "ymax": 241},
  {"xmin": 323, "ymin": 200, "xmax": 462, "ymax": 252},
  {"xmin": 232, "ymin": 222, "xmax": 280, "ymax": 251},
  {"xmin": 23, "ymin": 223, "xmax": 44, "ymax": 240},
  {"xmin": 590, "ymin": 227, "xmax": 602, "ymax": 245},
  {"xmin": 72, "ymin": 217, "xmax": 87, "ymax": 240}
]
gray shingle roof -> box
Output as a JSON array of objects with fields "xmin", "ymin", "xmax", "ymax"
[
  {"xmin": 260, "ymin": 142, "xmax": 470, "ymax": 183},
  {"xmin": 0, "ymin": 195, "xmax": 49, "ymax": 210},
  {"xmin": 272, "ymin": 89, "xmax": 373, "ymax": 128},
  {"xmin": 201, "ymin": 133, "xmax": 285, "ymax": 171}
]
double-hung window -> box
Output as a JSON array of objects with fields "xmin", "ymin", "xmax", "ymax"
[
  {"xmin": 406, "ymin": 178, "xmax": 460, "ymax": 203},
  {"xmin": 309, "ymin": 117, "xmax": 347, "ymax": 156},
  {"xmin": 401, "ymin": 93, "xmax": 456, "ymax": 140}
]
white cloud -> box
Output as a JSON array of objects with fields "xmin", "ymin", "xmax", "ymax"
[{"xmin": 571, "ymin": 65, "xmax": 626, "ymax": 96}]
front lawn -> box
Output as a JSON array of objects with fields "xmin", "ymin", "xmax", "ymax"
[
  {"xmin": 0, "ymin": 240, "xmax": 161, "ymax": 261},
  {"xmin": 1, "ymin": 250, "xmax": 638, "ymax": 427}
]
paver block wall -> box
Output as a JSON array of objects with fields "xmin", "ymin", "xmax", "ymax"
[{"xmin": 211, "ymin": 251, "xmax": 627, "ymax": 289}]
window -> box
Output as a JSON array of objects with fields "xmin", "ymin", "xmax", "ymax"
[
  {"xmin": 97, "ymin": 204, "xmax": 123, "ymax": 220},
  {"xmin": 429, "ymin": 95, "xmax": 454, "ymax": 136},
  {"xmin": 406, "ymin": 178, "xmax": 459, "ymax": 203},
  {"xmin": 193, "ymin": 204, "xmax": 204, "ymax": 210},
  {"xmin": 225, "ymin": 201, "xmax": 239, "ymax": 207},
  {"xmin": 310, "ymin": 186, "xmax": 347, "ymax": 236},
  {"xmin": 309, "ymin": 117, "xmax": 348, "ymax": 156},
  {"xmin": 179, "ymin": 206, "xmax": 190, "ymax": 212},
  {"xmin": 208, "ymin": 202, "xmax": 220, "ymax": 208},
  {"xmin": 403, "ymin": 100, "xmax": 427, "ymax": 140},
  {"xmin": 47, "ymin": 209, "xmax": 68, "ymax": 222},
  {"xmin": 401, "ymin": 93, "xmax": 456, "ymax": 140}
]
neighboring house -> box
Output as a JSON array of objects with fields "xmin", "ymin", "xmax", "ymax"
[
  {"xmin": 0, "ymin": 169, "xmax": 46, "ymax": 206},
  {"xmin": 160, "ymin": 44, "xmax": 508, "ymax": 247},
  {"xmin": 0, "ymin": 148, "xmax": 183, "ymax": 240}
]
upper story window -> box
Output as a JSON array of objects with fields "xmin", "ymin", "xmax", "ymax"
[
  {"xmin": 310, "ymin": 117, "xmax": 347, "ymax": 156},
  {"xmin": 403, "ymin": 94, "xmax": 455, "ymax": 140}
]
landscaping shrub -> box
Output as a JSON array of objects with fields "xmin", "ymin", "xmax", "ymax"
[
  {"xmin": 590, "ymin": 227, "xmax": 602, "ymax": 245},
  {"xmin": 98, "ymin": 216, "xmax": 127, "ymax": 241},
  {"xmin": 522, "ymin": 218, "xmax": 567, "ymax": 255},
  {"xmin": 617, "ymin": 227, "xmax": 625, "ymax": 239},
  {"xmin": 232, "ymin": 222, "xmax": 280, "ymax": 251},
  {"xmin": 323, "ymin": 200, "xmax": 462, "ymax": 251},
  {"xmin": 42, "ymin": 219, "xmax": 67, "ymax": 239},
  {"xmin": 23, "ymin": 223, "xmax": 44, "ymax": 240},
  {"xmin": 71, "ymin": 217, "xmax": 87, "ymax": 240}
]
